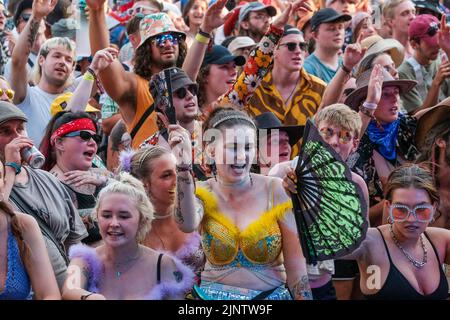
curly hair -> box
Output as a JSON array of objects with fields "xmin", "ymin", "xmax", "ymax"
[
  {"xmin": 196, "ymin": 64, "xmax": 211, "ymax": 109},
  {"xmin": 134, "ymin": 37, "xmax": 188, "ymax": 81}
]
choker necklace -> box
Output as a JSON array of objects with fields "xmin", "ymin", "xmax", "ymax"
[
  {"xmin": 153, "ymin": 212, "xmax": 173, "ymax": 220},
  {"xmin": 389, "ymin": 224, "xmax": 428, "ymax": 269}
]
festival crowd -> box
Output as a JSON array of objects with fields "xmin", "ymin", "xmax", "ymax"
[{"xmin": 0, "ymin": 0, "xmax": 450, "ymax": 300}]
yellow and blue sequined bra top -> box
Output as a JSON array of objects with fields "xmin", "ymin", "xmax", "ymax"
[{"xmin": 195, "ymin": 185, "xmax": 293, "ymax": 268}]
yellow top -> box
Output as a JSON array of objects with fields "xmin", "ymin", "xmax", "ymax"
[{"xmin": 195, "ymin": 186, "xmax": 292, "ymax": 267}]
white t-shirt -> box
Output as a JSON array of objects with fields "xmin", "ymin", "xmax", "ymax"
[
  {"xmin": 17, "ymin": 85, "xmax": 61, "ymax": 146},
  {"xmin": 3, "ymin": 52, "xmax": 37, "ymax": 83}
]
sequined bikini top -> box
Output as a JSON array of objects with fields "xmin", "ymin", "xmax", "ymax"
[{"xmin": 195, "ymin": 185, "xmax": 292, "ymax": 267}]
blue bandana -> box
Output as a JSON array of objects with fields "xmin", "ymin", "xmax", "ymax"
[{"xmin": 366, "ymin": 116, "xmax": 402, "ymax": 161}]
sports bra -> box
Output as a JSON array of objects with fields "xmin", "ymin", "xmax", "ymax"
[
  {"xmin": 364, "ymin": 228, "xmax": 448, "ymax": 300},
  {"xmin": 195, "ymin": 182, "xmax": 292, "ymax": 267}
]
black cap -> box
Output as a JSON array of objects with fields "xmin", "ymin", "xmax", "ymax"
[
  {"xmin": 169, "ymin": 67, "xmax": 198, "ymax": 92},
  {"xmin": 310, "ymin": 8, "xmax": 352, "ymax": 31},
  {"xmin": 13, "ymin": 0, "xmax": 33, "ymax": 27},
  {"xmin": 202, "ymin": 45, "xmax": 246, "ymax": 67},
  {"xmin": 413, "ymin": 0, "xmax": 443, "ymax": 19},
  {"xmin": 254, "ymin": 112, "xmax": 304, "ymax": 146}
]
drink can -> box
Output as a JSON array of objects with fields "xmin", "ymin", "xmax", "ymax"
[{"xmin": 21, "ymin": 146, "xmax": 46, "ymax": 169}]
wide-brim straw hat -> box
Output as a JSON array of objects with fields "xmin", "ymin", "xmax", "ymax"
[
  {"xmin": 415, "ymin": 99, "xmax": 450, "ymax": 148},
  {"xmin": 360, "ymin": 35, "xmax": 405, "ymax": 67},
  {"xmin": 345, "ymin": 68, "xmax": 416, "ymax": 110}
]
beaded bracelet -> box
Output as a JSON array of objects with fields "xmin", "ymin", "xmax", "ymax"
[{"xmin": 359, "ymin": 106, "xmax": 375, "ymax": 119}]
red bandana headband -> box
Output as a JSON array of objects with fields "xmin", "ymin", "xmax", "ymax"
[{"xmin": 50, "ymin": 118, "xmax": 96, "ymax": 146}]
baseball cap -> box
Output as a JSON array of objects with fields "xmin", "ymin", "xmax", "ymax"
[
  {"xmin": 168, "ymin": 68, "xmax": 198, "ymax": 92},
  {"xmin": 202, "ymin": 45, "xmax": 246, "ymax": 67},
  {"xmin": 409, "ymin": 14, "xmax": 440, "ymax": 46},
  {"xmin": 0, "ymin": 101, "xmax": 28, "ymax": 125},
  {"xmin": 238, "ymin": 2, "xmax": 277, "ymax": 24},
  {"xmin": 50, "ymin": 92, "xmax": 100, "ymax": 116},
  {"xmin": 413, "ymin": 0, "xmax": 443, "ymax": 19},
  {"xmin": 310, "ymin": 8, "xmax": 352, "ymax": 31}
]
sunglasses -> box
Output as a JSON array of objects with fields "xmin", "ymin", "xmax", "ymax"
[
  {"xmin": 152, "ymin": 33, "xmax": 180, "ymax": 48},
  {"xmin": 389, "ymin": 203, "xmax": 434, "ymax": 223},
  {"xmin": 174, "ymin": 84, "xmax": 198, "ymax": 99},
  {"xmin": 426, "ymin": 22, "xmax": 440, "ymax": 37},
  {"xmin": 319, "ymin": 127, "xmax": 354, "ymax": 144},
  {"xmin": 20, "ymin": 13, "xmax": 31, "ymax": 22},
  {"xmin": 0, "ymin": 88, "xmax": 14, "ymax": 101},
  {"xmin": 65, "ymin": 130, "xmax": 102, "ymax": 144},
  {"xmin": 279, "ymin": 42, "xmax": 309, "ymax": 52},
  {"xmin": 127, "ymin": 5, "xmax": 158, "ymax": 16}
]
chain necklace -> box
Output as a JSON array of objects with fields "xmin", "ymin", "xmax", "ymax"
[
  {"xmin": 389, "ymin": 224, "xmax": 428, "ymax": 269},
  {"xmin": 113, "ymin": 248, "xmax": 142, "ymax": 278},
  {"xmin": 283, "ymin": 74, "xmax": 301, "ymax": 105}
]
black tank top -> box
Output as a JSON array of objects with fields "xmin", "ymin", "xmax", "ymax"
[{"xmin": 364, "ymin": 228, "xmax": 448, "ymax": 300}]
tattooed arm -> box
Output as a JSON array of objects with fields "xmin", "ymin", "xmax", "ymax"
[
  {"xmin": 169, "ymin": 124, "xmax": 204, "ymax": 233},
  {"xmin": 11, "ymin": 0, "xmax": 58, "ymax": 104}
]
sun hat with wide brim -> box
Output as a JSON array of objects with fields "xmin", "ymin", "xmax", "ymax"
[
  {"xmin": 360, "ymin": 35, "xmax": 405, "ymax": 68},
  {"xmin": 137, "ymin": 12, "xmax": 186, "ymax": 49},
  {"xmin": 415, "ymin": 99, "xmax": 450, "ymax": 148},
  {"xmin": 254, "ymin": 112, "xmax": 304, "ymax": 146},
  {"xmin": 345, "ymin": 68, "xmax": 417, "ymax": 111}
]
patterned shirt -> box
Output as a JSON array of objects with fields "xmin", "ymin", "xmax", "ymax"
[{"xmin": 246, "ymin": 68, "xmax": 326, "ymax": 156}]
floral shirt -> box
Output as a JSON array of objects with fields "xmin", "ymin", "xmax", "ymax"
[{"xmin": 348, "ymin": 115, "xmax": 419, "ymax": 203}]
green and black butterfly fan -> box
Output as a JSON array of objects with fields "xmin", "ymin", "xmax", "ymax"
[{"xmin": 291, "ymin": 119, "xmax": 368, "ymax": 265}]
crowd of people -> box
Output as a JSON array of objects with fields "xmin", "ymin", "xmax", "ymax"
[{"xmin": 0, "ymin": 0, "xmax": 450, "ymax": 300}]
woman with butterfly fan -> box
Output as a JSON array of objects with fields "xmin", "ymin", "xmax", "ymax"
[{"xmin": 169, "ymin": 107, "xmax": 312, "ymax": 300}]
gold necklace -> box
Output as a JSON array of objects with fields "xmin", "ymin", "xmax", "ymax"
[{"xmin": 283, "ymin": 74, "xmax": 301, "ymax": 105}]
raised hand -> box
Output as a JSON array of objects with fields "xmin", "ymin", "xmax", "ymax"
[
  {"xmin": 438, "ymin": 15, "xmax": 450, "ymax": 56},
  {"xmin": 200, "ymin": 0, "xmax": 232, "ymax": 34},
  {"xmin": 32, "ymin": 0, "xmax": 58, "ymax": 20},
  {"xmin": 85, "ymin": 0, "xmax": 107, "ymax": 11},
  {"xmin": 343, "ymin": 33, "xmax": 367, "ymax": 70},
  {"xmin": 168, "ymin": 125, "xmax": 192, "ymax": 166},
  {"xmin": 273, "ymin": 0, "xmax": 314, "ymax": 30},
  {"xmin": 90, "ymin": 47, "xmax": 118, "ymax": 74},
  {"xmin": 433, "ymin": 61, "xmax": 450, "ymax": 86},
  {"xmin": 282, "ymin": 166, "xmax": 298, "ymax": 195},
  {"xmin": 365, "ymin": 64, "xmax": 383, "ymax": 105}
]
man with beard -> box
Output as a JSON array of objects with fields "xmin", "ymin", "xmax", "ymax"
[
  {"xmin": 398, "ymin": 14, "xmax": 450, "ymax": 113},
  {"xmin": 237, "ymin": 1, "xmax": 277, "ymax": 43},
  {"xmin": 247, "ymin": 25, "xmax": 326, "ymax": 157},
  {"xmin": 303, "ymin": 8, "xmax": 351, "ymax": 83},
  {"xmin": 10, "ymin": 0, "xmax": 76, "ymax": 145},
  {"xmin": 87, "ymin": 0, "xmax": 186, "ymax": 149}
]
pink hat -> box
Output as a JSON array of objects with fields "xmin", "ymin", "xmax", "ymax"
[{"xmin": 408, "ymin": 14, "xmax": 440, "ymax": 47}]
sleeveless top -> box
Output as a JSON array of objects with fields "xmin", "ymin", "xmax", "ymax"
[
  {"xmin": 68, "ymin": 244, "xmax": 195, "ymax": 300},
  {"xmin": 364, "ymin": 228, "xmax": 448, "ymax": 300},
  {"xmin": 129, "ymin": 75, "xmax": 158, "ymax": 149},
  {"xmin": 0, "ymin": 229, "xmax": 31, "ymax": 300},
  {"xmin": 195, "ymin": 186, "xmax": 292, "ymax": 267}
]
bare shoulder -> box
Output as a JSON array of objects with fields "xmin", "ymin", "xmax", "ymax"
[
  {"xmin": 14, "ymin": 212, "xmax": 39, "ymax": 233},
  {"xmin": 424, "ymin": 227, "xmax": 450, "ymax": 246},
  {"xmin": 256, "ymin": 174, "xmax": 290, "ymax": 204}
]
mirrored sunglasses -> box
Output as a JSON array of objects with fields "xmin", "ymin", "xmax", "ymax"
[
  {"xmin": 279, "ymin": 42, "xmax": 309, "ymax": 52},
  {"xmin": 65, "ymin": 130, "xmax": 102, "ymax": 144},
  {"xmin": 0, "ymin": 88, "xmax": 15, "ymax": 101},
  {"xmin": 389, "ymin": 203, "xmax": 434, "ymax": 223},
  {"xmin": 127, "ymin": 5, "xmax": 158, "ymax": 16},
  {"xmin": 319, "ymin": 127, "xmax": 353, "ymax": 144},
  {"xmin": 174, "ymin": 84, "xmax": 198, "ymax": 99},
  {"xmin": 152, "ymin": 33, "xmax": 180, "ymax": 48},
  {"xmin": 20, "ymin": 13, "xmax": 31, "ymax": 22}
]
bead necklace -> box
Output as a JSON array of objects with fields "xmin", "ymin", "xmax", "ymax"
[{"xmin": 389, "ymin": 224, "xmax": 428, "ymax": 269}]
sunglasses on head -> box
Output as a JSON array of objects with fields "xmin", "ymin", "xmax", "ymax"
[
  {"xmin": 319, "ymin": 127, "xmax": 354, "ymax": 144},
  {"xmin": 0, "ymin": 88, "xmax": 14, "ymax": 101},
  {"xmin": 152, "ymin": 33, "xmax": 180, "ymax": 48},
  {"xmin": 174, "ymin": 84, "xmax": 198, "ymax": 99},
  {"xmin": 127, "ymin": 5, "xmax": 158, "ymax": 16},
  {"xmin": 65, "ymin": 130, "xmax": 102, "ymax": 144},
  {"xmin": 279, "ymin": 42, "xmax": 309, "ymax": 52}
]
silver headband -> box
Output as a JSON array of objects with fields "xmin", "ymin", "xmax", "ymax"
[{"xmin": 211, "ymin": 115, "xmax": 256, "ymax": 129}]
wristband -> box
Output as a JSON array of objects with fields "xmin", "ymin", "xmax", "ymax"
[
  {"xmin": 83, "ymin": 71, "xmax": 95, "ymax": 82},
  {"xmin": 341, "ymin": 64, "xmax": 352, "ymax": 74},
  {"xmin": 359, "ymin": 106, "xmax": 375, "ymax": 119},
  {"xmin": 176, "ymin": 164, "xmax": 193, "ymax": 172},
  {"xmin": 198, "ymin": 28, "xmax": 211, "ymax": 38},
  {"xmin": 362, "ymin": 101, "xmax": 378, "ymax": 110},
  {"xmin": 195, "ymin": 33, "xmax": 210, "ymax": 44},
  {"xmin": 5, "ymin": 162, "xmax": 21, "ymax": 175}
]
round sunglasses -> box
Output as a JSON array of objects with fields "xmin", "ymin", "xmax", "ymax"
[
  {"xmin": 64, "ymin": 130, "xmax": 102, "ymax": 144},
  {"xmin": 152, "ymin": 33, "xmax": 181, "ymax": 48},
  {"xmin": 319, "ymin": 127, "xmax": 354, "ymax": 144},
  {"xmin": 0, "ymin": 88, "xmax": 15, "ymax": 101}
]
